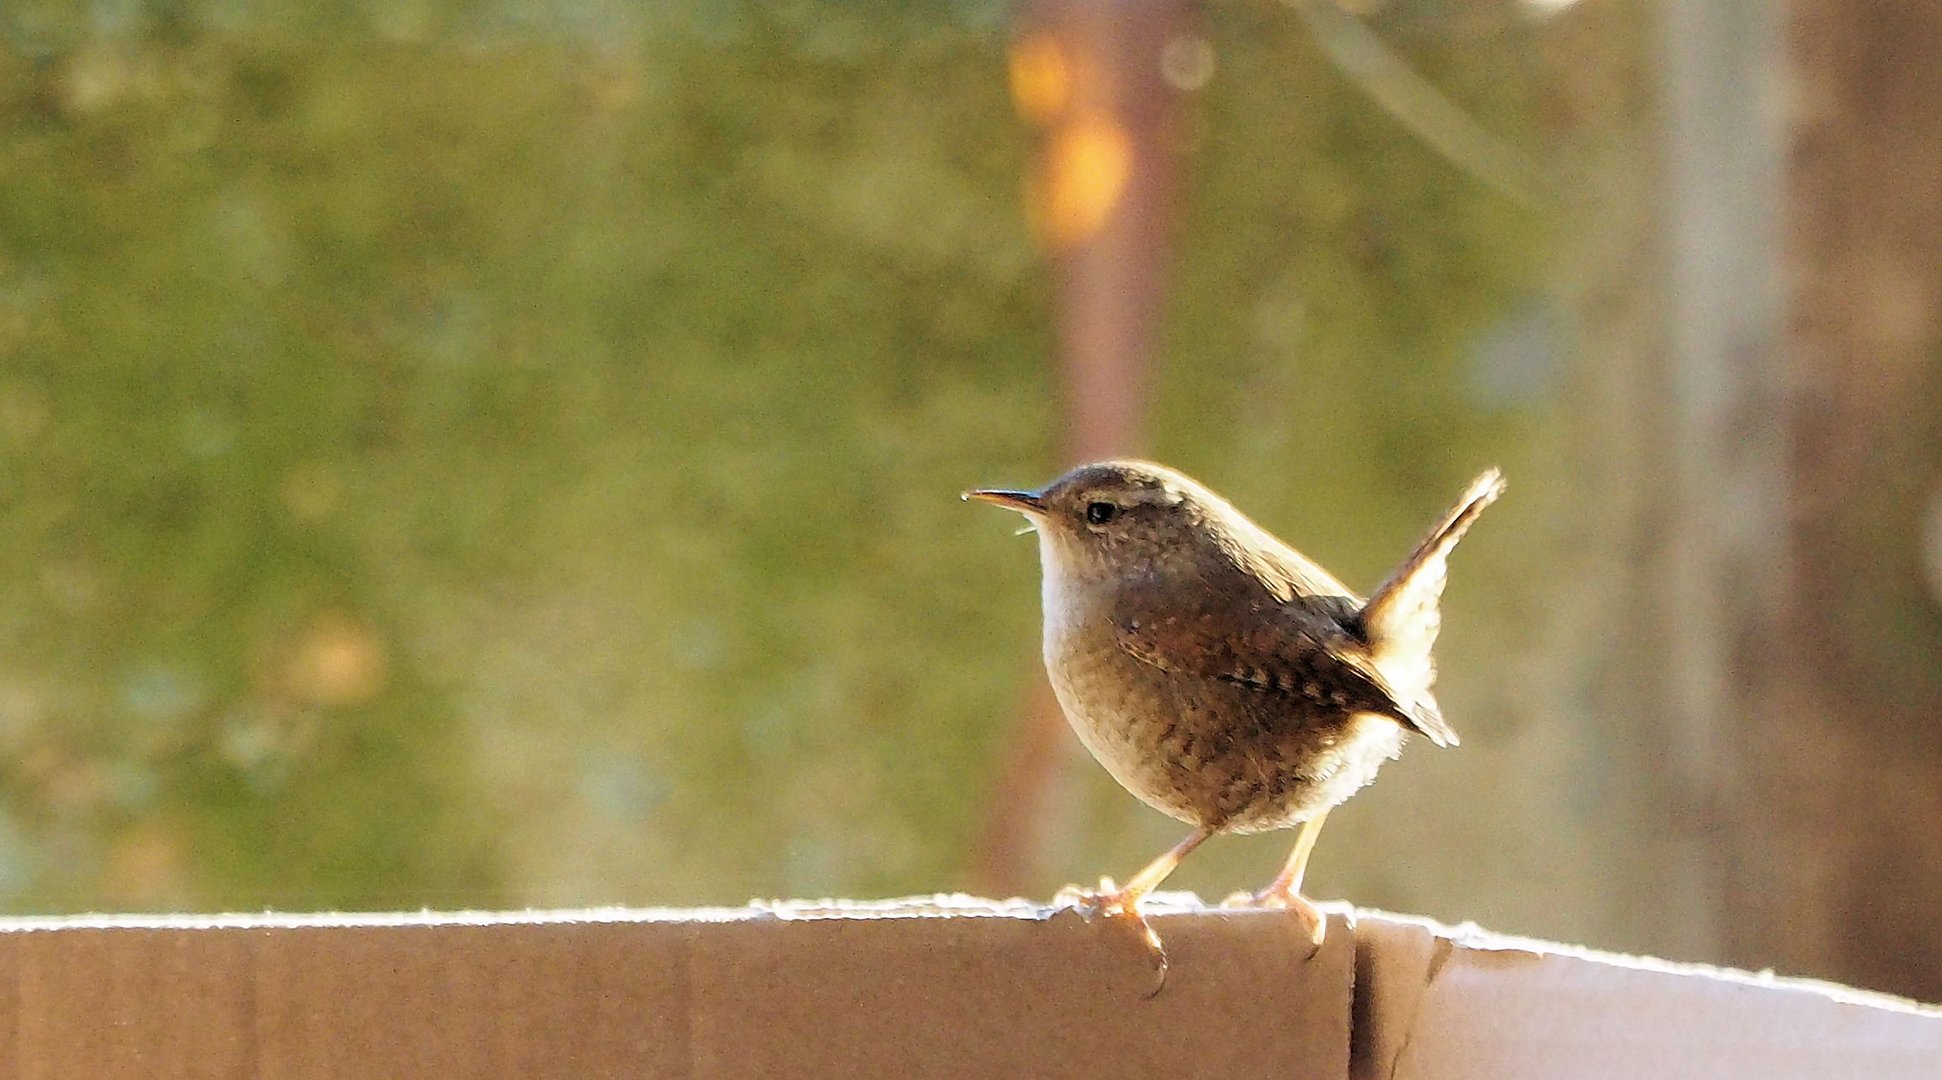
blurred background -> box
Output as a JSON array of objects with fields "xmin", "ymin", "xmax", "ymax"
[{"xmin": 2, "ymin": 0, "xmax": 1939, "ymax": 1001}]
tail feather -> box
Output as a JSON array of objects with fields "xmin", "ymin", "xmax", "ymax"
[{"xmin": 1358, "ymin": 468, "xmax": 1505, "ymax": 746}]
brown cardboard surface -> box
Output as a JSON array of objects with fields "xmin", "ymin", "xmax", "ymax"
[
  {"xmin": 2, "ymin": 899, "xmax": 1937, "ymax": 1079},
  {"xmin": 0, "ymin": 897, "xmax": 1352, "ymax": 1080}
]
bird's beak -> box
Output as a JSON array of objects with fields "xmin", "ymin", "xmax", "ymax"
[{"xmin": 962, "ymin": 488, "xmax": 1046, "ymax": 515}]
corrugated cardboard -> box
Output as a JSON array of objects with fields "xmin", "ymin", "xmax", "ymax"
[
  {"xmin": 0, "ymin": 897, "xmax": 1934, "ymax": 1078},
  {"xmin": 1353, "ymin": 911, "xmax": 1942, "ymax": 1080}
]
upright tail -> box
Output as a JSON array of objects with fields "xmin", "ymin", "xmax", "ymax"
[{"xmin": 1357, "ymin": 468, "xmax": 1506, "ymax": 745}]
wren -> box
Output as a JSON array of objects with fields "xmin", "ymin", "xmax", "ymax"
[{"xmin": 967, "ymin": 460, "xmax": 1502, "ymax": 982}]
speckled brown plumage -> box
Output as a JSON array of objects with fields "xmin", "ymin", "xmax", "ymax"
[{"xmin": 966, "ymin": 460, "xmax": 1502, "ymax": 983}]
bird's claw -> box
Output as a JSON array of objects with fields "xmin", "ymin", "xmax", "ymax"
[
  {"xmin": 1052, "ymin": 878, "xmax": 1171, "ymax": 997},
  {"xmin": 1052, "ymin": 877, "xmax": 1123, "ymax": 920},
  {"xmin": 1218, "ymin": 888, "xmax": 1327, "ymax": 955}
]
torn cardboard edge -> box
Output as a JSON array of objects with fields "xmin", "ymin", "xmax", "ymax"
[{"xmin": 2, "ymin": 896, "xmax": 1937, "ymax": 1079}]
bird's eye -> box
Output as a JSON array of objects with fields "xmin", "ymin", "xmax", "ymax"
[{"xmin": 1085, "ymin": 501, "xmax": 1117, "ymax": 525}]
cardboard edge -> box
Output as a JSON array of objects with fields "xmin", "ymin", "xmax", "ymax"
[
  {"xmin": 1348, "ymin": 907, "xmax": 1942, "ymax": 1019},
  {"xmin": 1346, "ymin": 907, "xmax": 1942, "ymax": 1080},
  {"xmin": 7, "ymin": 896, "xmax": 1940, "ymax": 1080},
  {"xmin": 1349, "ymin": 910, "xmax": 1443, "ymax": 1080}
]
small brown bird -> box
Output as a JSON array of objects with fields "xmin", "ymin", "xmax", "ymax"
[{"xmin": 966, "ymin": 460, "xmax": 1502, "ymax": 966}]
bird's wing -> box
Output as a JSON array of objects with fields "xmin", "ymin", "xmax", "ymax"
[
  {"xmin": 1107, "ymin": 593, "xmax": 1457, "ymax": 747},
  {"xmin": 1222, "ymin": 520, "xmax": 1360, "ymax": 604}
]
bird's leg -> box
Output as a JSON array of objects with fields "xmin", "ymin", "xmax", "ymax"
[
  {"xmin": 1055, "ymin": 825, "xmax": 1213, "ymax": 915},
  {"xmin": 1236, "ymin": 810, "xmax": 1330, "ymax": 948},
  {"xmin": 1258, "ymin": 809, "xmax": 1328, "ymax": 902},
  {"xmin": 1054, "ymin": 826, "xmax": 1214, "ymax": 996}
]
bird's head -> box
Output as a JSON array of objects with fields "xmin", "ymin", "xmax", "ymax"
[{"xmin": 964, "ymin": 460, "xmax": 1233, "ymax": 587}]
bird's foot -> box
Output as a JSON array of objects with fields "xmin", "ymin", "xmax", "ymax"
[
  {"xmin": 1052, "ymin": 878, "xmax": 1170, "ymax": 998},
  {"xmin": 1218, "ymin": 887, "xmax": 1327, "ymax": 954},
  {"xmin": 1052, "ymin": 877, "xmax": 1125, "ymax": 919}
]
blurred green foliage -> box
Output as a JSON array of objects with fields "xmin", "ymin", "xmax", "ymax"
[{"xmin": 0, "ymin": 1, "xmax": 1545, "ymax": 912}]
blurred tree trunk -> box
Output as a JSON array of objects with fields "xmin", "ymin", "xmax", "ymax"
[
  {"xmin": 1654, "ymin": 0, "xmax": 1942, "ymax": 1002},
  {"xmin": 968, "ymin": 0, "xmax": 1192, "ymax": 895},
  {"xmin": 1545, "ymin": 0, "xmax": 1942, "ymax": 1000},
  {"xmin": 1657, "ymin": 0, "xmax": 1791, "ymax": 974},
  {"xmin": 1763, "ymin": 0, "xmax": 1942, "ymax": 1000}
]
